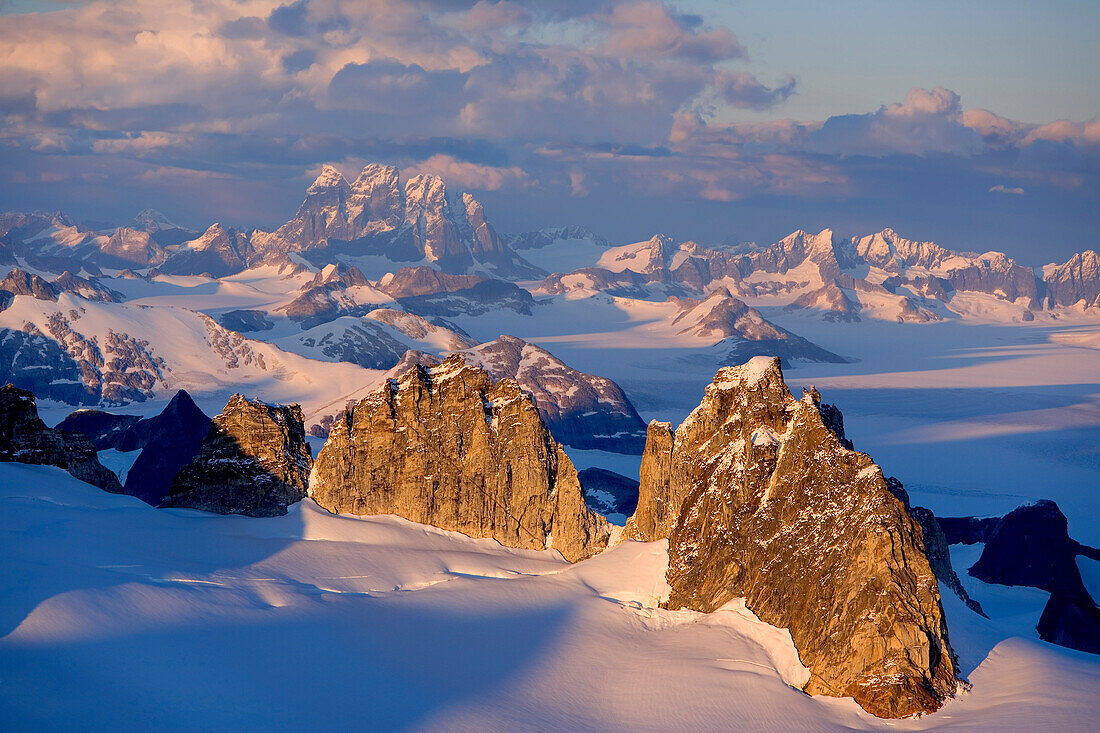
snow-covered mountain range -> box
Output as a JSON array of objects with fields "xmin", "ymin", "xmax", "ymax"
[
  {"xmin": 1, "ymin": 160, "xmax": 1100, "ymax": 729},
  {"xmin": 1, "ymin": 161, "xmax": 1098, "ymax": 448}
]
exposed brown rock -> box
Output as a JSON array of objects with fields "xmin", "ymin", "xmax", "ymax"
[
  {"xmin": 623, "ymin": 357, "xmax": 957, "ymax": 718},
  {"xmin": 161, "ymin": 395, "xmax": 312, "ymax": 517},
  {"xmin": 0, "ymin": 383, "xmax": 121, "ymax": 492},
  {"xmin": 310, "ymin": 355, "xmax": 609, "ymax": 562}
]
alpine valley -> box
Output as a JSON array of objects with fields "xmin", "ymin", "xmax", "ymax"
[{"xmin": 3, "ymin": 164, "xmax": 1100, "ymax": 731}]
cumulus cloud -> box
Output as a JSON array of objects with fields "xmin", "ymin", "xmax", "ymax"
[
  {"xmin": 989, "ymin": 184, "xmax": 1025, "ymax": 195},
  {"xmin": 598, "ymin": 2, "xmax": 744, "ymax": 61},
  {"xmin": 1023, "ymin": 118, "xmax": 1100, "ymax": 148},
  {"xmin": 804, "ymin": 86, "xmax": 984, "ymax": 156}
]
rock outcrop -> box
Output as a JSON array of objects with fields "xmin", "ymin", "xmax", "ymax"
[
  {"xmin": 671, "ymin": 288, "xmax": 848, "ymax": 363},
  {"xmin": 1044, "ymin": 250, "xmax": 1100, "ymax": 309},
  {"xmin": 621, "ymin": 357, "xmax": 957, "ymax": 718},
  {"xmin": 577, "ymin": 467, "xmax": 639, "ymax": 518},
  {"xmin": 0, "ymin": 328, "xmax": 99, "ymax": 404},
  {"xmin": 310, "ymin": 356, "xmax": 609, "ymax": 562},
  {"xmin": 454, "ymin": 335, "xmax": 648, "ymax": 453},
  {"xmin": 1, "ymin": 268, "xmax": 59, "ymax": 302},
  {"xmin": 161, "ymin": 395, "xmax": 311, "ymax": 517},
  {"xmin": 120, "ymin": 390, "xmax": 212, "ymax": 505},
  {"xmin": 55, "ymin": 408, "xmax": 141, "ymax": 450},
  {"xmin": 940, "ymin": 500, "xmax": 1100, "ymax": 654},
  {"xmin": 0, "ymin": 384, "xmax": 121, "ymax": 492},
  {"xmin": 158, "ymin": 223, "xmax": 252, "ymax": 278}
]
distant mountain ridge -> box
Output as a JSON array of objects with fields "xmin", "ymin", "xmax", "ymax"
[
  {"xmin": 2, "ymin": 163, "xmax": 1098, "ymax": 316},
  {"xmin": 539, "ymin": 228, "xmax": 1100, "ymax": 321}
]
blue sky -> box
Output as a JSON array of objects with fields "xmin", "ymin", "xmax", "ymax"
[
  {"xmin": 0, "ymin": 1, "xmax": 1096, "ymax": 261},
  {"xmin": 700, "ymin": 0, "xmax": 1100, "ymax": 124}
]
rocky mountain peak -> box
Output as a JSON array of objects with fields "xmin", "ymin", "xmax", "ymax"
[
  {"xmin": 309, "ymin": 164, "xmax": 349, "ymax": 193},
  {"xmin": 131, "ymin": 208, "xmax": 180, "ymax": 233},
  {"xmin": 248, "ymin": 161, "xmax": 541, "ymax": 277},
  {"xmin": 308, "ymin": 262, "xmax": 369, "ymax": 289},
  {"xmin": 189, "ymin": 223, "xmax": 229, "ymax": 249},
  {"xmin": 0, "ymin": 268, "xmax": 59, "ymax": 302},
  {"xmin": 1045, "ymin": 249, "xmax": 1100, "ymax": 308},
  {"xmin": 452, "ymin": 335, "xmax": 648, "ymax": 453},
  {"xmin": 403, "ymin": 174, "xmax": 449, "ymax": 225},
  {"xmin": 855, "ymin": 228, "xmax": 952, "ymax": 271},
  {"xmin": 348, "ymin": 163, "xmax": 402, "ymax": 226},
  {"xmin": 310, "ymin": 356, "xmax": 610, "ymax": 562},
  {"xmin": 621, "ymin": 358, "xmax": 957, "ymax": 717}
]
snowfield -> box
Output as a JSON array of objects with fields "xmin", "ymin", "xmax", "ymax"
[{"xmin": 1, "ymin": 463, "xmax": 1098, "ymax": 731}]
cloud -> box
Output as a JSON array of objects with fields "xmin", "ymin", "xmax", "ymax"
[
  {"xmin": 804, "ymin": 86, "xmax": 984, "ymax": 156},
  {"xmin": 598, "ymin": 2, "xmax": 745, "ymax": 62},
  {"xmin": 989, "ymin": 184, "xmax": 1025, "ymax": 195},
  {"xmin": 458, "ymin": 1, "xmax": 531, "ymax": 31},
  {"xmin": 1023, "ymin": 118, "xmax": 1100, "ymax": 148},
  {"xmin": 402, "ymin": 154, "xmax": 532, "ymax": 191},
  {"xmin": 0, "ymin": 2, "xmax": 1095, "ymax": 254},
  {"xmin": 92, "ymin": 131, "xmax": 189, "ymax": 155},
  {"xmin": 712, "ymin": 71, "xmax": 797, "ymax": 110}
]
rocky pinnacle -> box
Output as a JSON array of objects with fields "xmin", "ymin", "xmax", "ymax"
[
  {"xmin": 622, "ymin": 357, "xmax": 957, "ymax": 718},
  {"xmin": 309, "ymin": 355, "xmax": 610, "ymax": 562}
]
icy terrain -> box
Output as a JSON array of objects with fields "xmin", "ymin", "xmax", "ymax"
[
  {"xmin": 3, "ymin": 206, "xmax": 1100, "ymax": 728},
  {"xmin": 2, "ymin": 464, "xmax": 1098, "ymax": 731}
]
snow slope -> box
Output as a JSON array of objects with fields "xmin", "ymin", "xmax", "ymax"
[
  {"xmin": 2, "ymin": 463, "xmax": 1098, "ymax": 731},
  {"xmin": 0, "ymin": 292, "xmax": 386, "ymax": 421}
]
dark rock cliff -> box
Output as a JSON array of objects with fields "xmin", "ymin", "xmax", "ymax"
[{"xmin": 0, "ymin": 384, "xmax": 121, "ymax": 492}]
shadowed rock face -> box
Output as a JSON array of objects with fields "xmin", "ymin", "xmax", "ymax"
[
  {"xmin": 577, "ymin": 467, "xmax": 639, "ymax": 518},
  {"xmin": 120, "ymin": 390, "xmax": 212, "ymax": 506},
  {"xmin": 0, "ymin": 384, "xmax": 121, "ymax": 492},
  {"xmin": 161, "ymin": 395, "xmax": 312, "ymax": 517},
  {"xmin": 55, "ymin": 408, "xmax": 141, "ymax": 450},
  {"xmin": 622, "ymin": 357, "xmax": 957, "ymax": 718},
  {"xmin": 310, "ymin": 355, "xmax": 609, "ymax": 562},
  {"xmin": 940, "ymin": 500, "xmax": 1100, "ymax": 654},
  {"xmin": 1, "ymin": 268, "xmax": 59, "ymax": 301}
]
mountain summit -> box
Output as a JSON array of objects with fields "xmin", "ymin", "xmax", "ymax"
[{"xmin": 251, "ymin": 164, "xmax": 543, "ymax": 279}]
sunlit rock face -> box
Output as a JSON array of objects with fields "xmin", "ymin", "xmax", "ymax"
[
  {"xmin": 161, "ymin": 395, "xmax": 312, "ymax": 517},
  {"xmin": 1044, "ymin": 250, "xmax": 1100, "ymax": 309},
  {"xmin": 249, "ymin": 164, "xmax": 543, "ymax": 279},
  {"xmin": 623, "ymin": 357, "xmax": 957, "ymax": 718},
  {"xmin": 310, "ymin": 355, "xmax": 610, "ymax": 563}
]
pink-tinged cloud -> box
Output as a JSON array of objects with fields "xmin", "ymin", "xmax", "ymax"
[
  {"xmin": 883, "ymin": 86, "xmax": 961, "ymax": 118},
  {"xmin": 803, "ymin": 86, "xmax": 984, "ymax": 156},
  {"xmin": 1024, "ymin": 118, "xmax": 1100, "ymax": 148},
  {"xmin": 598, "ymin": 2, "xmax": 745, "ymax": 61},
  {"xmin": 457, "ymin": 1, "xmax": 532, "ymax": 32},
  {"xmin": 402, "ymin": 155, "xmax": 532, "ymax": 191},
  {"xmin": 962, "ymin": 108, "xmax": 1028, "ymax": 146}
]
